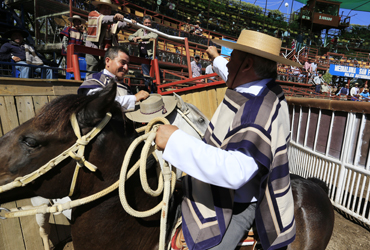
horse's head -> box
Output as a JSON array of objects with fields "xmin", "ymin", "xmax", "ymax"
[{"xmin": 0, "ymin": 82, "xmax": 136, "ymax": 203}]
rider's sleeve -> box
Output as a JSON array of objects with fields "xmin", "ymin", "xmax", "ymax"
[
  {"xmin": 162, "ymin": 129, "xmax": 259, "ymax": 190},
  {"xmin": 212, "ymin": 56, "xmax": 229, "ymax": 82},
  {"xmin": 86, "ymin": 88, "xmax": 136, "ymax": 111}
]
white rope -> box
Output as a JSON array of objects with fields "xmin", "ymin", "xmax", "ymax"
[{"xmin": 0, "ymin": 115, "xmax": 176, "ymax": 250}]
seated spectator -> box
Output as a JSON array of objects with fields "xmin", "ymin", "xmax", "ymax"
[
  {"xmin": 166, "ymin": 0, "xmax": 176, "ymax": 18},
  {"xmin": 194, "ymin": 20, "xmax": 203, "ymax": 36},
  {"xmin": 321, "ymin": 82, "xmax": 330, "ymax": 94},
  {"xmin": 360, "ymin": 88, "xmax": 370, "ymax": 100},
  {"xmin": 183, "ymin": 17, "xmax": 194, "ymax": 34},
  {"xmin": 205, "ymin": 61, "xmax": 215, "ymax": 83},
  {"xmin": 0, "ymin": 29, "xmax": 53, "ymax": 79},
  {"xmin": 128, "ymin": 16, "xmax": 162, "ymax": 93},
  {"xmin": 191, "ymin": 54, "xmax": 202, "ymax": 80},
  {"xmin": 85, "ymin": 0, "xmax": 136, "ymax": 75},
  {"xmin": 60, "ymin": 15, "xmax": 87, "ymax": 57}
]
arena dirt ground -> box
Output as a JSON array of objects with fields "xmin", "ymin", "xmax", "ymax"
[
  {"xmin": 327, "ymin": 210, "xmax": 370, "ymax": 250},
  {"xmin": 60, "ymin": 209, "xmax": 370, "ymax": 250}
]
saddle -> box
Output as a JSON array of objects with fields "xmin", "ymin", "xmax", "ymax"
[{"xmin": 170, "ymin": 224, "xmax": 259, "ymax": 250}]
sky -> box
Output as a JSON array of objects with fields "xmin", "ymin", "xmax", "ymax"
[{"xmin": 241, "ymin": 0, "xmax": 370, "ymax": 26}]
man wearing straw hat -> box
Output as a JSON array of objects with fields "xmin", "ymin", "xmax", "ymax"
[
  {"xmin": 85, "ymin": 0, "xmax": 135, "ymax": 74},
  {"xmin": 156, "ymin": 30, "xmax": 300, "ymax": 250},
  {"xmin": 60, "ymin": 15, "xmax": 87, "ymax": 56}
]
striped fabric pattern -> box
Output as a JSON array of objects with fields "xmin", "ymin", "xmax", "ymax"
[
  {"xmin": 78, "ymin": 71, "xmax": 132, "ymax": 96},
  {"xmin": 181, "ymin": 80, "xmax": 295, "ymax": 250},
  {"xmin": 87, "ymin": 11, "xmax": 118, "ymax": 49},
  {"xmin": 60, "ymin": 26, "xmax": 84, "ymax": 56}
]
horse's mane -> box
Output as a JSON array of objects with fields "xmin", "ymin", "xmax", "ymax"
[{"xmin": 32, "ymin": 94, "xmax": 122, "ymax": 134}]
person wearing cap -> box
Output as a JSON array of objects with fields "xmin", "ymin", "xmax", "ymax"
[
  {"xmin": 183, "ymin": 17, "xmax": 194, "ymax": 34},
  {"xmin": 85, "ymin": 0, "xmax": 136, "ymax": 75},
  {"xmin": 78, "ymin": 46, "xmax": 149, "ymax": 111},
  {"xmin": 191, "ymin": 54, "xmax": 202, "ymax": 78},
  {"xmin": 128, "ymin": 16, "xmax": 162, "ymax": 93},
  {"xmin": 0, "ymin": 29, "xmax": 53, "ymax": 79},
  {"xmin": 156, "ymin": 30, "xmax": 298, "ymax": 250},
  {"xmin": 60, "ymin": 15, "xmax": 87, "ymax": 56},
  {"xmin": 350, "ymin": 82, "xmax": 360, "ymax": 98}
]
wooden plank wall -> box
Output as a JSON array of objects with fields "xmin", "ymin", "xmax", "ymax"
[
  {"xmin": 0, "ymin": 78, "xmax": 225, "ymax": 250},
  {"xmin": 178, "ymin": 86, "xmax": 227, "ymax": 120},
  {"xmin": 0, "ymin": 78, "xmax": 80, "ymax": 250}
]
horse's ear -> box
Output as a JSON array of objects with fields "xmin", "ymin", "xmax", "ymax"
[
  {"xmin": 173, "ymin": 93, "xmax": 187, "ymax": 112},
  {"xmin": 80, "ymin": 81, "xmax": 117, "ymax": 125}
]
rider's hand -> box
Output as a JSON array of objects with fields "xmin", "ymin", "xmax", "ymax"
[
  {"xmin": 135, "ymin": 90, "xmax": 149, "ymax": 101},
  {"xmin": 206, "ymin": 46, "xmax": 220, "ymax": 61},
  {"xmin": 113, "ymin": 13, "xmax": 124, "ymax": 22},
  {"xmin": 155, "ymin": 125, "xmax": 179, "ymax": 151}
]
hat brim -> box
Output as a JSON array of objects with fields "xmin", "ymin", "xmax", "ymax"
[
  {"xmin": 125, "ymin": 96, "xmax": 178, "ymax": 123},
  {"xmin": 3, "ymin": 29, "xmax": 29, "ymax": 39},
  {"xmin": 92, "ymin": 1, "xmax": 119, "ymax": 10},
  {"xmin": 67, "ymin": 17, "xmax": 87, "ymax": 24},
  {"xmin": 212, "ymin": 39, "xmax": 302, "ymax": 68}
]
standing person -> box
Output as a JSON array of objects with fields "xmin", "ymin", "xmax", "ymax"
[
  {"xmin": 157, "ymin": 30, "xmax": 298, "ymax": 250},
  {"xmin": 360, "ymin": 88, "xmax": 370, "ymax": 100},
  {"xmin": 85, "ymin": 0, "xmax": 135, "ymax": 75},
  {"xmin": 350, "ymin": 82, "xmax": 360, "ymax": 98},
  {"xmin": 78, "ymin": 46, "xmax": 149, "ymax": 111},
  {"xmin": 60, "ymin": 15, "xmax": 87, "ymax": 57},
  {"xmin": 191, "ymin": 54, "xmax": 202, "ymax": 79},
  {"xmin": 296, "ymin": 31, "xmax": 304, "ymax": 52},
  {"xmin": 128, "ymin": 16, "xmax": 162, "ymax": 93},
  {"xmin": 0, "ymin": 29, "xmax": 53, "ymax": 79},
  {"xmin": 205, "ymin": 61, "xmax": 215, "ymax": 83},
  {"xmin": 313, "ymin": 73, "xmax": 324, "ymax": 93}
]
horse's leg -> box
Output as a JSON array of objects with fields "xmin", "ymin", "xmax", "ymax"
[{"xmin": 30, "ymin": 197, "xmax": 51, "ymax": 250}]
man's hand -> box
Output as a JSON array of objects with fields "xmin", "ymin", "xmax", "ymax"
[
  {"xmin": 206, "ymin": 46, "xmax": 220, "ymax": 61},
  {"xmin": 135, "ymin": 90, "xmax": 149, "ymax": 101},
  {"xmin": 12, "ymin": 56, "xmax": 21, "ymax": 62},
  {"xmin": 113, "ymin": 13, "xmax": 124, "ymax": 22},
  {"xmin": 155, "ymin": 125, "xmax": 179, "ymax": 151},
  {"xmin": 133, "ymin": 37, "xmax": 141, "ymax": 43}
]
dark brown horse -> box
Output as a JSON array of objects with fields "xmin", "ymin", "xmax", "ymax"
[{"xmin": 0, "ymin": 82, "xmax": 334, "ymax": 250}]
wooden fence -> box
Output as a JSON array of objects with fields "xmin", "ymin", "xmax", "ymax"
[{"xmin": 0, "ymin": 78, "xmax": 80, "ymax": 250}]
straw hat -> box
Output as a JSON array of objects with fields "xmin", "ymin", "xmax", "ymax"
[
  {"xmin": 126, "ymin": 94, "xmax": 177, "ymax": 123},
  {"xmin": 2, "ymin": 28, "xmax": 29, "ymax": 39},
  {"xmin": 92, "ymin": 0, "xmax": 119, "ymax": 10},
  {"xmin": 67, "ymin": 15, "xmax": 87, "ymax": 24},
  {"xmin": 212, "ymin": 29, "xmax": 302, "ymax": 67}
]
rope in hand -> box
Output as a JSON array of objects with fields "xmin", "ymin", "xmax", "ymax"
[
  {"xmin": 0, "ymin": 116, "xmax": 176, "ymax": 250},
  {"xmin": 119, "ymin": 117, "xmax": 177, "ymax": 250}
]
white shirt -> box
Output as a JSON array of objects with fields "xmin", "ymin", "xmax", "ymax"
[
  {"xmin": 163, "ymin": 56, "xmax": 266, "ymax": 203},
  {"xmin": 350, "ymin": 86, "xmax": 359, "ymax": 96},
  {"xmin": 86, "ymin": 69, "xmax": 137, "ymax": 111}
]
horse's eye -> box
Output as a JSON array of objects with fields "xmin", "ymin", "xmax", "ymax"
[
  {"xmin": 23, "ymin": 137, "xmax": 39, "ymax": 148},
  {"xmin": 198, "ymin": 118, "xmax": 205, "ymax": 123}
]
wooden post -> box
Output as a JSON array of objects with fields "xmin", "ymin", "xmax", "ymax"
[{"xmin": 185, "ymin": 38, "xmax": 192, "ymax": 78}]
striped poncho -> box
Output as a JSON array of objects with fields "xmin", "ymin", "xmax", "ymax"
[
  {"xmin": 181, "ymin": 80, "xmax": 296, "ymax": 250},
  {"xmin": 87, "ymin": 10, "xmax": 118, "ymax": 50},
  {"xmin": 60, "ymin": 26, "xmax": 84, "ymax": 56}
]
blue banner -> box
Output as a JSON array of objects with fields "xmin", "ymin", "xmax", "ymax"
[
  {"xmin": 329, "ymin": 64, "xmax": 370, "ymax": 80},
  {"xmin": 220, "ymin": 38, "xmax": 235, "ymax": 57}
]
